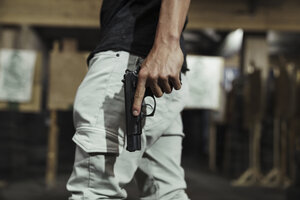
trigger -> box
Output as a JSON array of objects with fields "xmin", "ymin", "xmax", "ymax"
[
  {"xmin": 145, "ymin": 104, "xmax": 153, "ymax": 110},
  {"xmin": 144, "ymin": 103, "xmax": 155, "ymax": 117},
  {"xmin": 141, "ymin": 103, "xmax": 153, "ymax": 116}
]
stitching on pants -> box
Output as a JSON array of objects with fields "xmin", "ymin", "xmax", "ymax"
[
  {"xmin": 149, "ymin": 158, "xmax": 160, "ymax": 199},
  {"xmin": 93, "ymin": 55, "xmax": 119, "ymax": 127},
  {"xmin": 153, "ymin": 179, "xmax": 159, "ymax": 200},
  {"xmin": 143, "ymin": 159, "xmax": 160, "ymax": 199},
  {"xmin": 88, "ymin": 154, "xmax": 91, "ymax": 189}
]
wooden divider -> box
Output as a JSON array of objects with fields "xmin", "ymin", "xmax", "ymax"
[
  {"xmin": 46, "ymin": 38, "xmax": 87, "ymax": 187},
  {"xmin": 232, "ymin": 35, "xmax": 268, "ymax": 187},
  {"xmin": 47, "ymin": 39, "xmax": 88, "ymax": 110},
  {"xmin": 1, "ymin": 0, "xmax": 300, "ymax": 31}
]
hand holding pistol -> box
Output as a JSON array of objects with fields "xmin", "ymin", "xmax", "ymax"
[{"xmin": 122, "ymin": 66, "xmax": 156, "ymax": 152}]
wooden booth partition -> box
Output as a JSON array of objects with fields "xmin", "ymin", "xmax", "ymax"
[
  {"xmin": 46, "ymin": 39, "xmax": 87, "ymax": 188},
  {"xmin": 260, "ymin": 60, "xmax": 298, "ymax": 188},
  {"xmin": 287, "ymin": 65, "xmax": 300, "ymax": 187},
  {"xmin": 232, "ymin": 35, "xmax": 269, "ymax": 186}
]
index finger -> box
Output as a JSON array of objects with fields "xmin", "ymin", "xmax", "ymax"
[{"xmin": 132, "ymin": 72, "xmax": 147, "ymax": 116}]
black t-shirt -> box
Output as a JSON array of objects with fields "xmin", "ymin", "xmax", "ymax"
[{"xmin": 88, "ymin": 0, "xmax": 188, "ymax": 72}]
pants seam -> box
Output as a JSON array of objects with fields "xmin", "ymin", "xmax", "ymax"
[
  {"xmin": 93, "ymin": 54, "xmax": 119, "ymax": 127},
  {"xmin": 154, "ymin": 179, "xmax": 159, "ymax": 200},
  {"xmin": 88, "ymin": 154, "xmax": 91, "ymax": 189}
]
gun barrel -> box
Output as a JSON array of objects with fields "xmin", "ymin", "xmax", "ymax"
[
  {"xmin": 126, "ymin": 134, "xmax": 141, "ymax": 152},
  {"xmin": 123, "ymin": 70, "xmax": 142, "ymax": 151}
]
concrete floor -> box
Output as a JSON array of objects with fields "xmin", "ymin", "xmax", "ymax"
[{"xmin": 0, "ymin": 162, "xmax": 285, "ymax": 200}]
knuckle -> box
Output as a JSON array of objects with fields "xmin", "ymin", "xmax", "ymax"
[
  {"xmin": 132, "ymin": 105, "xmax": 138, "ymax": 110},
  {"xmin": 149, "ymin": 74, "xmax": 158, "ymax": 81},
  {"xmin": 134, "ymin": 92, "xmax": 143, "ymax": 99},
  {"xmin": 170, "ymin": 73, "xmax": 178, "ymax": 80},
  {"xmin": 139, "ymin": 70, "xmax": 148, "ymax": 79},
  {"xmin": 159, "ymin": 75, "xmax": 168, "ymax": 82}
]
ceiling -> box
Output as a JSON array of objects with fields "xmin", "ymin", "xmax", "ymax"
[{"xmin": 31, "ymin": 26, "xmax": 300, "ymax": 59}]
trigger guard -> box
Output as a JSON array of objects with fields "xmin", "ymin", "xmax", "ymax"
[{"xmin": 143, "ymin": 96, "xmax": 156, "ymax": 117}]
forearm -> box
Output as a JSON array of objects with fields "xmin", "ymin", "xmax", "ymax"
[
  {"xmin": 153, "ymin": 0, "xmax": 190, "ymax": 47},
  {"xmin": 132, "ymin": 0, "xmax": 190, "ymax": 115}
]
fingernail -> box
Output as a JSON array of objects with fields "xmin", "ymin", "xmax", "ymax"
[{"xmin": 133, "ymin": 110, "xmax": 139, "ymax": 116}]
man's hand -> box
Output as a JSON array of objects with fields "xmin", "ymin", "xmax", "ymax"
[
  {"xmin": 132, "ymin": 42, "xmax": 183, "ymax": 116},
  {"xmin": 131, "ymin": 0, "xmax": 190, "ymax": 116}
]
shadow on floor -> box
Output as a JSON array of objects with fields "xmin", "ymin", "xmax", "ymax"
[{"xmin": 0, "ymin": 163, "xmax": 285, "ymax": 200}]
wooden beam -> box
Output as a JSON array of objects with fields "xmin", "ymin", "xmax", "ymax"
[
  {"xmin": 0, "ymin": 0, "xmax": 101, "ymax": 28},
  {"xmin": 1, "ymin": 0, "xmax": 300, "ymax": 31},
  {"xmin": 45, "ymin": 110, "xmax": 59, "ymax": 188},
  {"xmin": 188, "ymin": 0, "xmax": 300, "ymax": 31}
]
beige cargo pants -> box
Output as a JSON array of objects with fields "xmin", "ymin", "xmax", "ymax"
[{"xmin": 66, "ymin": 51, "xmax": 190, "ymax": 200}]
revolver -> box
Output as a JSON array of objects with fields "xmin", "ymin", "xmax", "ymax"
[{"xmin": 122, "ymin": 65, "xmax": 156, "ymax": 152}]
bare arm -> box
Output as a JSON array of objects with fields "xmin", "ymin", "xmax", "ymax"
[{"xmin": 132, "ymin": 0, "xmax": 190, "ymax": 116}]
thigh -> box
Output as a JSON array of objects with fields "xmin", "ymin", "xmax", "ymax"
[
  {"xmin": 135, "ymin": 131, "xmax": 189, "ymax": 200},
  {"xmin": 67, "ymin": 51, "xmax": 146, "ymax": 199},
  {"xmin": 72, "ymin": 51, "xmax": 140, "ymax": 154}
]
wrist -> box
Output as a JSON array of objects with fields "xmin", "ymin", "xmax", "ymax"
[{"xmin": 153, "ymin": 33, "xmax": 180, "ymax": 50}]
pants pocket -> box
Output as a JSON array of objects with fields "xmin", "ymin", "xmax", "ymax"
[{"xmin": 73, "ymin": 53, "xmax": 119, "ymax": 128}]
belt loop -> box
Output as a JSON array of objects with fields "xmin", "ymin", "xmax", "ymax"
[
  {"xmin": 136, "ymin": 57, "xmax": 142, "ymax": 67},
  {"xmin": 135, "ymin": 57, "xmax": 142, "ymax": 72}
]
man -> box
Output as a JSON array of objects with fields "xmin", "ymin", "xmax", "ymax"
[{"xmin": 67, "ymin": 0, "xmax": 191, "ymax": 199}]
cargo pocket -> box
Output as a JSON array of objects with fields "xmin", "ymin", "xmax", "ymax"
[{"xmin": 72, "ymin": 126, "xmax": 124, "ymax": 154}]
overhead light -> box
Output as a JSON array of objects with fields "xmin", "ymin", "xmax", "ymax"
[{"xmin": 218, "ymin": 29, "xmax": 244, "ymax": 57}]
